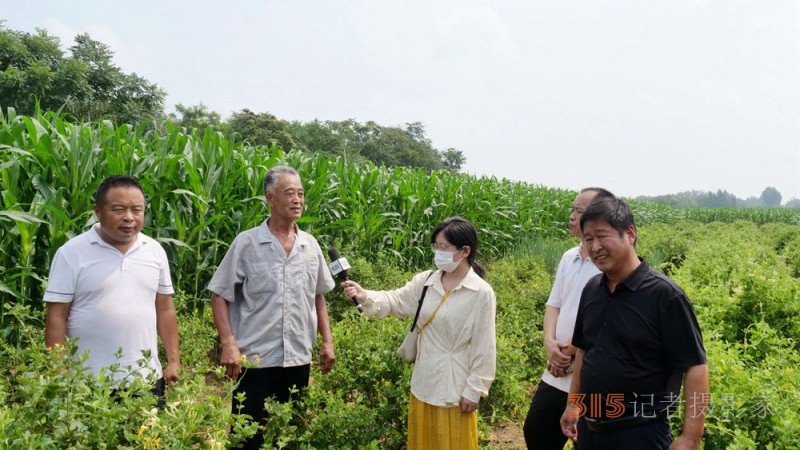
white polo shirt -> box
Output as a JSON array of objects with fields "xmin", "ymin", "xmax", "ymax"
[
  {"xmin": 541, "ymin": 245, "xmax": 600, "ymax": 392},
  {"xmin": 43, "ymin": 224, "xmax": 174, "ymax": 382}
]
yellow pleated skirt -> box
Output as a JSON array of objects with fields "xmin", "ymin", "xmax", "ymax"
[{"xmin": 408, "ymin": 392, "xmax": 478, "ymax": 450}]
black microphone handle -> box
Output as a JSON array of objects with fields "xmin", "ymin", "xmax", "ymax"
[{"xmin": 339, "ymin": 272, "xmax": 361, "ymax": 307}]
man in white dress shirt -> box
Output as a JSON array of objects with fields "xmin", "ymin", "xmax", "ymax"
[{"xmin": 523, "ymin": 187, "xmax": 614, "ymax": 449}]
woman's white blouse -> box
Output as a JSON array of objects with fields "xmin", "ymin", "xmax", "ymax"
[{"xmin": 362, "ymin": 268, "xmax": 497, "ymax": 407}]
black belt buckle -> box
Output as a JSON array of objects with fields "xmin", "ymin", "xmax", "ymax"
[{"xmin": 584, "ymin": 415, "xmax": 663, "ymax": 433}]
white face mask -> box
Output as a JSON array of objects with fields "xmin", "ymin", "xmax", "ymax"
[{"xmin": 434, "ymin": 249, "xmax": 464, "ymax": 272}]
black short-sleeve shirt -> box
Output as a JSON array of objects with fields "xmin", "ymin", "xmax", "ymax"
[{"xmin": 572, "ymin": 259, "xmax": 706, "ymax": 419}]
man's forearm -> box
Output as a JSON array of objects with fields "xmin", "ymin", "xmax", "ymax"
[
  {"xmin": 681, "ymin": 364, "xmax": 709, "ymax": 441},
  {"xmin": 157, "ymin": 311, "xmax": 180, "ymax": 364},
  {"xmin": 45, "ymin": 302, "xmax": 71, "ymax": 348},
  {"xmin": 543, "ymin": 305, "xmax": 560, "ymax": 347},
  {"xmin": 156, "ymin": 295, "xmax": 181, "ymax": 365},
  {"xmin": 315, "ymin": 294, "xmax": 333, "ymax": 344},
  {"xmin": 44, "ymin": 321, "xmax": 67, "ymax": 348},
  {"xmin": 211, "ymin": 293, "xmax": 237, "ymax": 345}
]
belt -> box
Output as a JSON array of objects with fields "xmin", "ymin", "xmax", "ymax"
[{"xmin": 584, "ymin": 415, "xmax": 665, "ymax": 433}]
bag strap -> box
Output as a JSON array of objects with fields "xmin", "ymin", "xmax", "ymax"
[
  {"xmin": 418, "ymin": 289, "xmax": 454, "ymax": 332},
  {"xmin": 409, "ymin": 270, "xmax": 435, "ymax": 332}
]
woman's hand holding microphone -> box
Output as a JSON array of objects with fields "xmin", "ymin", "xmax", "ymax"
[{"xmin": 341, "ymin": 280, "xmax": 366, "ymax": 304}]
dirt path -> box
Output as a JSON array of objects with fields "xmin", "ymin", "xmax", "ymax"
[
  {"xmin": 487, "ymin": 421, "xmax": 526, "ymax": 449},
  {"xmin": 487, "ymin": 422, "xmax": 576, "ymax": 450}
]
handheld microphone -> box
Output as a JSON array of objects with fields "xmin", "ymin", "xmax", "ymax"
[{"xmin": 327, "ymin": 248, "xmax": 361, "ymax": 311}]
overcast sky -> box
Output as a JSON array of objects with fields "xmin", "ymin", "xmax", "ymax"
[{"xmin": 4, "ymin": 0, "xmax": 799, "ymax": 201}]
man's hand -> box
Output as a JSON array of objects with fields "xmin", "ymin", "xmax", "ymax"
[
  {"xmin": 220, "ymin": 342, "xmax": 242, "ymax": 380},
  {"xmin": 319, "ymin": 341, "xmax": 335, "ymax": 374},
  {"xmin": 560, "ymin": 404, "xmax": 580, "ymax": 443},
  {"xmin": 460, "ymin": 397, "xmax": 478, "ymax": 413},
  {"xmin": 670, "ymin": 434, "xmax": 701, "ymax": 450},
  {"xmin": 546, "ymin": 339, "xmax": 574, "ymax": 377},
  {"xmin": 163, "ymin": 362, "xmax": 181, "ymax": 384}
]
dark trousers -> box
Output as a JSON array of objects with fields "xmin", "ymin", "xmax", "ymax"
[
  {"xmin": 111, "ymin": 377, "xmax": 166, "ymax": 409},
  {"xmin": 576, "ymin": 418, "xmax": 672, "ymax": 450},
  {"xmin": 523, "ymin": 380, "xmax": 570, "ymax": 450},
  {"xmin": 232, "ymin": 365, "xmax": 311, "ymax": 450},
  {"xmin": 151, "ymin": 377, "xmax": 166, "ymax": 409}
]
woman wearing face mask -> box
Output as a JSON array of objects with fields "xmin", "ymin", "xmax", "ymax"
[{"xmin": 341, "ymin": 216, "xmax": 497, "ymax": 450}]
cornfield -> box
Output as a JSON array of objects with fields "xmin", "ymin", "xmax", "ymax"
[
  {"xmin": 4, "ymin": 109, "xmax": 799, "ymax": 317},
  {"xmin": 0, "ymin": 109, "xmax": 575, "ymax": 314}
]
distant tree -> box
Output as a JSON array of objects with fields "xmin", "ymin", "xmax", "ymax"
[
  {"xmin": 760, "ymin": 187, "xmax": 782, "ymax": 207},
  {"xmin": 0, "ymin": 23, "xmax": 165, "ymax": 124},
  {"xmin": 697, "ymin": 189, "xmax": 737, "ymax": 207},
  {"xmin": 287, "ymin": 118, "xmax": 356, "ymax": 159},
  {"xmin": 441, "ymin": 148, "xmax": 466, "ymax": 172},
  {"xmin": 785, "ymin": 198, "xmax": 800, "ymax": 208},
  {"xmin": 741, "ymin": 196, "xmax": 762, "ymax": 207},
  {"xmin": 357, "ymin": 122, "xmax": 444, "ymax": 170},
  {"xmin": 169, "ymin": 103, "xmax": 222, "ymax": 130},
  {"xmin": 289, "ymin": 118, "xmax": 448, "ymax": 171},
  {"xmin": 227, "ymin": 109, "xmax": 295, "ymax": 150}
]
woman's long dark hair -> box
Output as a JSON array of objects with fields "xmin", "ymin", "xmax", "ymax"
[{"xmin": 430, "ymin": 216, "xmax": 486, "ymax": 279}]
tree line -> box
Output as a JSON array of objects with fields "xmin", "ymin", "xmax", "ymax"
[
  {"xmin": 635, "ymin": 187, "xmax": 800, "ymax": 209},
  {"xmin": 0, "ymin": 23, "xmax": 464, "ymax": 172}
]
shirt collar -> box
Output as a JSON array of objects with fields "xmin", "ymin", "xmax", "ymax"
[
  {"xmin": 258, "ymin": 218, "xmax": 310, "ymax": 246},
  {"xmin": 570, "ymin": 245, "xmax": 583, "ymax": 262},
  {"xmin": 88, "ymin": 223, "xmax": 145, "ymax": 251},
  {"xmin": 429, "ymin": 267, "xmax": 482, "ymax": 292},
  {"xmin": 601, "ymin": 257, "xmax": 649, "ymax": 292}
]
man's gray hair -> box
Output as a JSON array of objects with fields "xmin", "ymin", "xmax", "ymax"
[{"xmin": 263, "ymin": 166, "xmax": 300, "ymax": 195}]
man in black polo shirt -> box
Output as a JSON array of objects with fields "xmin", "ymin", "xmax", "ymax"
[{"xmin": 559, "ymin": 198, "xmax": 708, "ymax": 450}]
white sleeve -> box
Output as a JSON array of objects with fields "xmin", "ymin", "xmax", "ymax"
[
  {"xmin": 157, "ymin": 245, "xmax": 174, "ymax": 295},
  {"xmin": 43, "ymin": 248, "xmax": 75, "ymax": 303},
  {"xmin": 207, "ymin": 236, "xmax": 245, "ymax": 302},
  {"xmin": 361, "ymin": 271, "xmax": 434, "ymax": 319},
  {"xmin": 545, "ymin": 251, "xmax": 570, "ymax": 308},
  {"xmin": 462, "ymin": 286, "xmax": 497, "ymax": 403},
  {"xmin": 313, "ymin": 240, "xmax": 335, "ymax": 295}
]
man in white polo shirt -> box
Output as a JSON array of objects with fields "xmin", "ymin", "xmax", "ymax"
[
  {"xmin": 209, "ymin": 165, "xmax": 335, "ymax": 450},
  {"xmin": 44, "ymin": 175, "xmax": 180, "ymax": 399},
  {"xmin": 523, "ymin": 187, "xmax": 614, "ymax": 450}
]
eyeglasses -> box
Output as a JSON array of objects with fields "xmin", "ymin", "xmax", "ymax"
[{"xmin": 431, "ymin": 243, "xmax": 461, "ymax": 252}]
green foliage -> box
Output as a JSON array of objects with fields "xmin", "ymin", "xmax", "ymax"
[
  {"xmin": 482, "ymin": 256, "xmax": 552, "ymax": 421},
  {"xmin": 760, "ymin": 186, "xmax": 782, "ymax": 207},
  {"xmin": 0, "ymin": 303, "xmax": 256, "ymax": 449},
  {"xmin": 0, "ymin": 110, "xmax": 574, "ymax": 316},
  {"xmin": 509, "ymin": 235, "xmax": 573, "ymax": 275},
  {"xmin": 634, "ymin": 187, "xmax": 793, "ymax": 209},
  {"xmin": 0, "ymin": 24, "xmax": 165, "ymax": 125},
  {"xmin": 441, "ymin": 147, "xmax": 465, "ymax": 172},
  {"xmin": 287, "ymin": 119, "xmax": 457, "ymax": 171},
  {"xmin": 629, "ymin": 200, "xmax": 800, "ymax": 226},
  {"xmin": 169, "ymin": 103, "xmax": 224, "ymax": 132},
  {"xmin": 701, "ymin": 324, "xmax": 800, "ymax": 449},
  {"xmin": 641, "ymin": 221, "xmax": 800, "ymax": 447},
  {"xmin": 3, "ymin": 109, "xmax": 800, "ymax": 447},
  {"xmin": 227, "ymin": 108, "xmax": 296, "ymax": 151},
  {"xmin": 660, "ymin": 222, "xmax": 800, "ymax": 343},
  {"xmin": 635, "ymin": 189, "xmax": 739, "ymax": 208}
]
